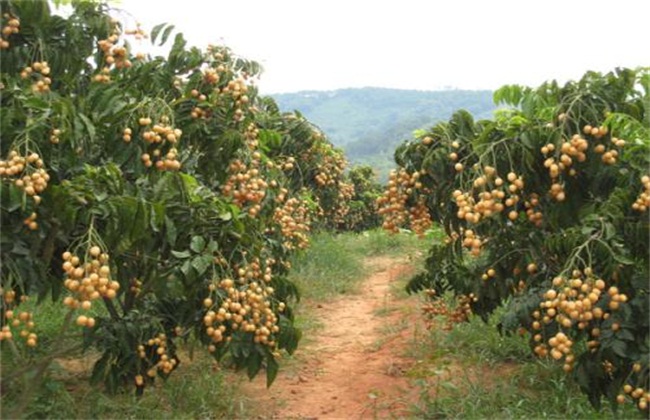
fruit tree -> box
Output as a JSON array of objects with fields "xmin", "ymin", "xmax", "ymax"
[
  {"xmin": 378, "ymin": 67, "xmax": 650, "ymax": 412},
  {"xmin": 0, "ymin": 1, "xmax": 352, "ymax": 413}
]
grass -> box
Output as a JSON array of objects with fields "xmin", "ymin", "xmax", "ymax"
[
  {"xmin": 288, "ymin": 228, "xmax": 428, "ymax": 301},
  {"xmin": 407, "ymin": 303, "xmax": 645, "ymax": 419}
]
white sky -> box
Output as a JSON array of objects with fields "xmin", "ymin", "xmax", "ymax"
[{"xmin": 110, "ymin": 0, "xmax": 649, "ymax": 94}]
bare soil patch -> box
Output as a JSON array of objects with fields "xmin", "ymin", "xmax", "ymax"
[{"xmin": 241, "ymin": 255, "xmax": 425, "ymax": 419}]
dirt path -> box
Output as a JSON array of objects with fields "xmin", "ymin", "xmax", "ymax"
[{"xmin": 241, "ymin": 255, "xmax": 424, "ymax": 419}]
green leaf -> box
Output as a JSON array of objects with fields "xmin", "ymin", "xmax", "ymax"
[
  {"xmin": 90, "ymin": 353, "xmax": 110, "ymax": 386},
  {"xmin": 611, "ymin": 339, "xmax": 628, "ymax": 357},
  {"xmin": 191, "ymin": 255, "xmax": 210, "ymax": 276},
  {"xmin": 207, "ymin": 240, "xmax": 219, "ymax": 253},
  {"xmin": 150, "ymin": 204, "xmax": 164, "ymax": 232},
  {"xmin": 78, "ymin": 113, "xmax": 96, "ymax": 142},
  {"xmin": 24, "ymin": 96, "xmax": 50, "ymax": 111},
  {"xmin": 1, "ymin": 184, "xmax": 23, "ymax": 211},
  {"xmin": 266, "ymin": 355, "xmax": 279, "ymax": 388},
  {"xmin": 617, "ymin": 329, "xmax": 635, "ymax": 342},
  {"xmin": 180, "ymin": 260, "xmax": 192, "ymax": 277},
  {"xmin": 150, "ymin": 23, "xmax": 166, "ymax": 44},
  {"xmin": 258, "ymin": 129, "xmax": 281, "ymax": 150},
  {"xmin": 246, "ymin": 350, "xmax": 262, "ymax": 380},
  {"xmin": 612, "ymin": 253, "xmax": 634, "ymax": 265},
  {"xmin": 171, "ymin": 250, "xmax": 191, "ymax": 259},
  {"xmin": 190, "ymin": 236, "xmax": 206, "ymax": 253},
  {"xmin": 159, "ymin": 24, "xmax": 176, "ymax": 46},
  {"xmin": 165, "ymin": 216, "xmax": 178, "ymax": 245}
]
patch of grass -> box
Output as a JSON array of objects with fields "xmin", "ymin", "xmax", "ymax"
[
  {"xmin": 289, "ymin": 229, "xmax": 430, "ymax": 302},
  {"xmin": 353, "ymin": 228, "xmax": 431, "ymax": 257},
  {"xmin": 408, "ymin": 307, "xmax": 645, "ymax": 419},
  {"xmin": 413, "ymin": 361, "xmax": 644, "ymax": 419},
  {"xmin": 288, "ymin": 232, "xmax": 364, "ymax": 301}
]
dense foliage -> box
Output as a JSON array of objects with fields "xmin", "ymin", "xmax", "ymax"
[
  {"xmin": 0, "ymin": 0, "xmax": 352, "ymax": 409},
  {"xmin": 378, "ymin": 68, "xmax": 650, "ymax": 412}
]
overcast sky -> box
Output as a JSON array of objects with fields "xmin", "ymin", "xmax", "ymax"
[{"xmin": 110, "ymin": 0, "xmax": 649, "ymax": 94}]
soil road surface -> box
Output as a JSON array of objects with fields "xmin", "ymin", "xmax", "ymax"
[{"xmin": 242, "ymin": 255, "xmax": 423, "ymax": 419}]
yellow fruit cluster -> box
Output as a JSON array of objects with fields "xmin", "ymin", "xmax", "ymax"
[
  {"xmin": 422, "ymin": 290, "xmax": 476, "ymax": 331},
  {"xmin": 222, "ymin": 158, "xmax": 267, "ymax": 216},
  {"xmin": 542, "ymin": 134, "xmax": 587, "ymax": 179},
  {"xmin": 203, "ymin": 266, "xmax": 281, "ymax": 350},
  {"xmin": 618, "ymin": 375, "xmax": 650, "ymax": 410},
  {"xmin": 314, "ymin": 171, "xmax": 333, "ymax": 187},
  {"xmin": 271, "ymin": 196, "xmax": 312, "ymax": 250},
  {"xmin": 311, "ymin": 147, "xmax": 346, "ymax": 188},
  {"xmin": 302, "ymin": 139, "xmax": 352, "ymax": 224},
  {"xmin": 481, "ymin": 267, "xmax": 497, "ymax": 281},
  {"xmin": 97, "ymin": 30, "xmax": 132, "ymax": 71},
  {"xmin": 222, "ymin": 125, "xmax": 268, "ymax": 216},
  {"xmin": 1, "ymin": 289, "xmax": 16, "ymax": 304},
  {"xmin": 190, "ymin": 104, "xmax": 207, "ymax": 119},
  {"xmin": 632, "ymin": 175, "xmax": 650, "ymax": 212},
  {"xmin": 0, "ymin": 151, "xmax": 49, "ymax": 205},
  {"xmin": 408, "ymin": 197, "xmax": 432, "ymax": 237},
  {"xmin": 188, "ymin": 52, "xmax": 250, "ymax": 120},
  {"xmin": 280, "ymin": 156, "xmax": 295, "ymax": 172},
  {"xmin": 0, "ymin": 13, "xmax": 19, "ymax": 49},
  {"xmin": 532, "ymin": 269, "xmax": 627, "ymax": 370},
  {"xmin": 1, "ymin": 304, "xmax": 37, "ymax": 347},
  {"xmin": 331, "ymin": 181, "xmax": 354, "ymax": 225},
  {"xmin": 50, "ymin": 128, "xmax": 62, "ymax": 144},
  {"xmin": 92, "ymin": 67, "xmax": 111, "ymax": 84},
  {"xmin": 124, "ymin": 23, "xmax": 147, "ymax": 41},
  {"xmin": 202, "ymin": 67, "xmax": 221, "ymax": 85},
  {"xmin": 523, "ymin": 193, "xmax": 543, "ymax": 227},
  {"xmin": 452, "ymin": 169, "xmax": 529, "ymax": 226},
  {"xmin": 189, "ymin": 88, "xmax": 207, "ymax": 103},
  {"xmin": 234, "ymin": 257, "xmax": 275, "ymax": 284},
  {"xmin": 137, "ymin": 116, "xmax": 182, "ymax": 171},
  {"xmin": 220, "ymin": 76, "xmax": 250, "ymax": 123},
  {"xmin": 377, "ymin": 168, "xmax": 419, "ymax": 233},
  {"xmin": 61, "ymin": 246, "xmax": 119, "ymax": 327},
  {"xmin": 121, "ymin": 127, "xmax": 132, "ymax": 143},
  {"xmin": 582, "ymin": 124, "xmax": 626, "ymax": 165},
  {"xmin": 93, "ymin": 25, "xmax": 125, "ymax": 82},
  {"xmin": 140, "ymin": 333, "xmax": 178, "ymax": 377},
  {"xmin": 244, "ymin": 123, "xmax": 260, "ymax": 150},
  {"xmin": 460, "ymin": 228, "xmax": 483, "ymax": 256},
  {"xmin": 23, "ymin": 212, "xmax": 38, "ymax": 231},
  {"xmin": 129, "ymin": 278, "xmax": 142, "ymax": 296},
  {"xmin": 20, "ymin": 61, "xmax": 52, "ymax": 93},
  {"xmin": 541, "ymin": 124, "xmax": 625, "ymax": 202}
]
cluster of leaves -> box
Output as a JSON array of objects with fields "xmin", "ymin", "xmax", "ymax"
[
  {"xmin": 0, "ymin": 0, "xmax": 352, "ymax": 405},
  {"xmin": 379, "ymin": 68, "xmax": 650, "ymax": 412}
]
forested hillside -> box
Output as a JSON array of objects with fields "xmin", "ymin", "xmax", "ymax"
[{"xmin": 272, "ymin": 88, "xmax": 496, "ymax": 179}]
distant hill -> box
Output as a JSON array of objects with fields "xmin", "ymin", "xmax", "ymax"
[{"xmin": 271, "ymin": 87, "xmax": 497, "ymax": 180}]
